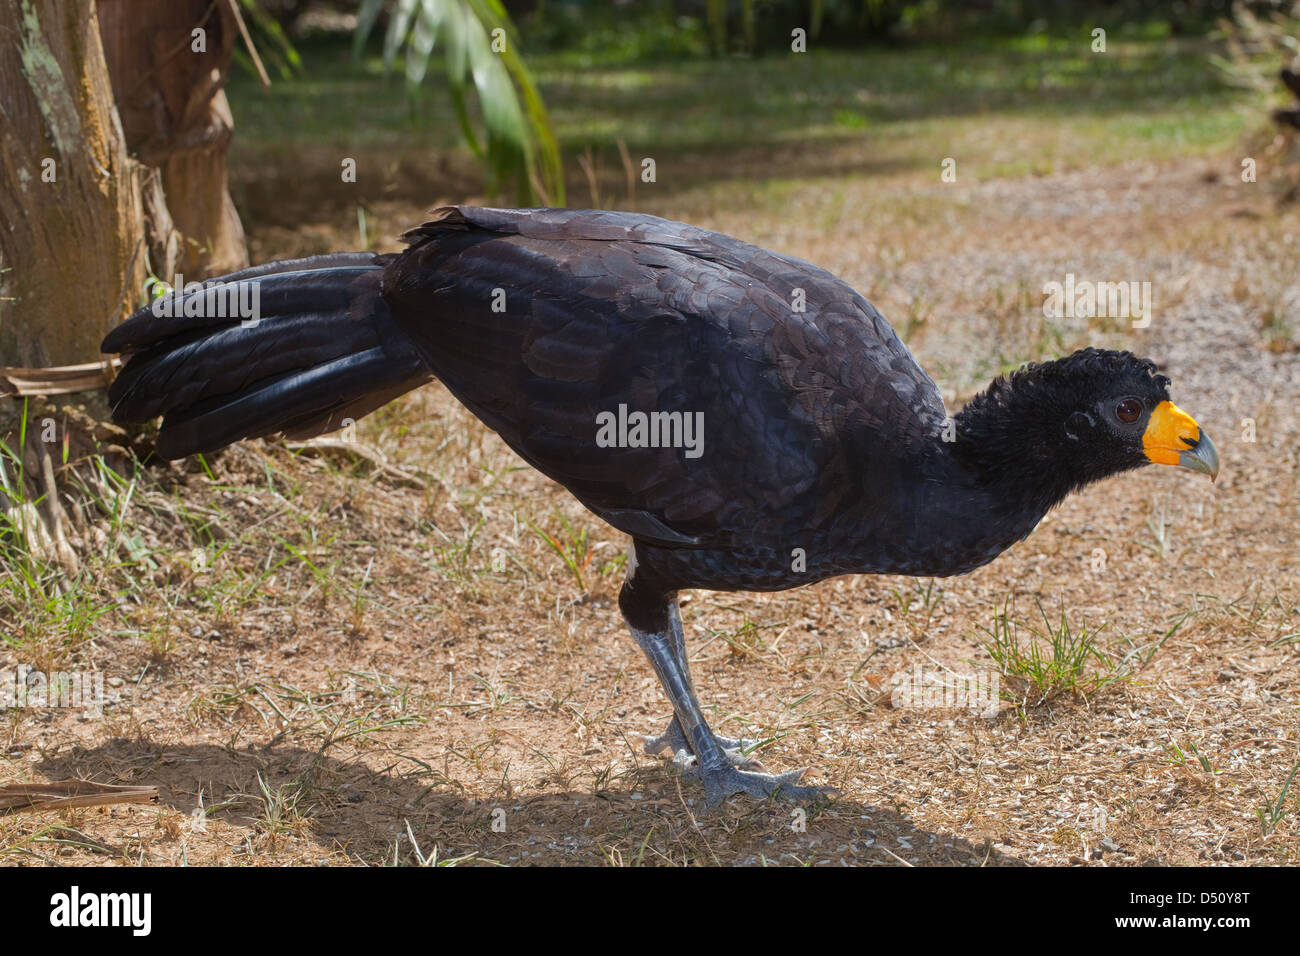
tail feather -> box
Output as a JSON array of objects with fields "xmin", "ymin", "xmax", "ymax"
[
  {"xmin": 198, "ymin": 252, "xmax": 386, "ymax": 285},
  {"xmin": 109, "ymin": 311, "xmax": 381, "ymax": 422},
  {"xmin": 103, "ymin": 254, "xmax": 431, "ymax": 460},
  {"xmin": 155, "ymin": 348, "xmax": 398, "ymax": 459},
  {"xmin": 101, "ymin": 260, "xmax": 382, "ymax": 353}
]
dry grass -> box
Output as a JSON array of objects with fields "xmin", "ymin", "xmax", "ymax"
[{"xmin": 3, "ymin": 131, "xmax": 1299, "ymax": 866}]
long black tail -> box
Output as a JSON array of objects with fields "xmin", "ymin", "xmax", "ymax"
[{"xmin": 102, "ymin": 254, "xmax": 432, "ymax": 460}]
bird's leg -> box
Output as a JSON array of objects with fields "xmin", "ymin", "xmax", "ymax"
[
  {"xmin": 622, "ymin": 584, "xmax": 835, "ymax": 806},
  {"xmin": 639, "ymin": 603, "xmax": 765, "ymax": 771}
]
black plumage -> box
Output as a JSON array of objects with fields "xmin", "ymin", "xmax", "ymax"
[{"xmin": 102, "ymin": 206, "xmax": 1218, "ymax": 804}]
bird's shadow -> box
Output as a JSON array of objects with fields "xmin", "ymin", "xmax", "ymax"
[{"xmin": 35, "ymin": 739, "xmax": 1018, "ymax": 865}]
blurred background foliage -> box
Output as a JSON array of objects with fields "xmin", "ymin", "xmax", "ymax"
[
  {"xmin": 218, "ymin": 0, "xmax": 1300, "ymax": 209},
  {"xmin": 260, "ymin": 0, "xmax": 1279, "ymax": 57}
]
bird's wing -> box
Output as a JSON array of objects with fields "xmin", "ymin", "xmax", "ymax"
[{"xmin": 384, "ymin": 206, "xmax": 946, "ymax": 548}]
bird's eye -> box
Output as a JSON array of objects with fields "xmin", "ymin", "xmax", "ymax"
[{"xmin": 1115, "ymin": 399, "xmax": 1142, "ymax": 423}]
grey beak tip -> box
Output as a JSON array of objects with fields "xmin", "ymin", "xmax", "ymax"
[{"xmin": 1178, "ymin": 430, "xmax": 1220, "ymax": 480}]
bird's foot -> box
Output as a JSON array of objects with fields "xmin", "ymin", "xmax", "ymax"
[
  {"xmin": 638, "ymin": 716, "xmax": 765, "ymax": 771},
  {"xmin": 696, "ymin": 763, "xmax": 838, "ymax": 808}
]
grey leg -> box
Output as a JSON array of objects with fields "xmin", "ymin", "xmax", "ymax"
[
  {"xmin": 638, "ymin": 604, "xmax": 766, "ymax": 770},
  {"xmin": 628, "ymin": 600, "xmax": 836, "ymax": 807}
]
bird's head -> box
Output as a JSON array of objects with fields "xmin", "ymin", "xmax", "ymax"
[{"xmin": 954, "ymin": 348, "xmax": 1218, "ymax": 514}]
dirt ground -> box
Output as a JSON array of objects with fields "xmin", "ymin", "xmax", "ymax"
[{"xmin": 1, "ymin": 141, "xmax": 1297, "ymax": 866}]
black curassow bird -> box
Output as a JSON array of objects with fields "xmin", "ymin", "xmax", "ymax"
[{"xmin": 102, "ymin": 206, "xmax": 1220, "ymax": 805}]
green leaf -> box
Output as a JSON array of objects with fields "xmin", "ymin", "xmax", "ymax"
[
  {"xmin": 353, "ymin": 0, "xmax": 563, "ymax": 205},
  {"xmin": 383, "ymin": 0, "xmax": 420, "ymax": 74},
  {"xmin": 354, "ymin": 0, "xmax": 387, "ymax": 63}
]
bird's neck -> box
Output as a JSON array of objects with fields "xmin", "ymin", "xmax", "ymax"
[
  {"xmin": 863, "ymin": 400, "xmax": 1086, "ymax": 577},
  {"xmin": 887, "ymin": 452, "xmax": 1057, "ymax": 577},
  {"xmin": 948, "ymin": 384, "xmax": 1092, "ymax": 521}
]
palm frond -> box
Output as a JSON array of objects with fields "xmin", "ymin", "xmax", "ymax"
[{"xmin": 355, "ymin": 0, "xmax": 563, "ymax": 204}]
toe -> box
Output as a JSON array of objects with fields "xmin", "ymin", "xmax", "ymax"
[{"xmin": 700, "ymin": 765, "xmax": 836, "ymax": 807}]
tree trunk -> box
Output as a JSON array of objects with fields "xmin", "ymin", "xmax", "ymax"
[
  {"xmin": 0, "ymin": 0, "xmax": 149, "ymax": 368},
  {"xmin": 97, "ymin": 0, "xmax": 248, "ymax": 279}
]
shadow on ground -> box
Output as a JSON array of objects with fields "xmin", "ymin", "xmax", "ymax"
[{"xmin": 37, "ymin": 739, "xmax": 1016, "ymax": 866}]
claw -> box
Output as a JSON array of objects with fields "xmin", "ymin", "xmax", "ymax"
[
  {"xmin": 638, "ymin": 716, "xmax": 766, "ymax": 771},
  {"xmin": 638, "ymin": 720, "xmax": 688, "ymax": 759},
  {"xmin": 699, "ymin": 764, "xmax": 838, "ymax": 807}
]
